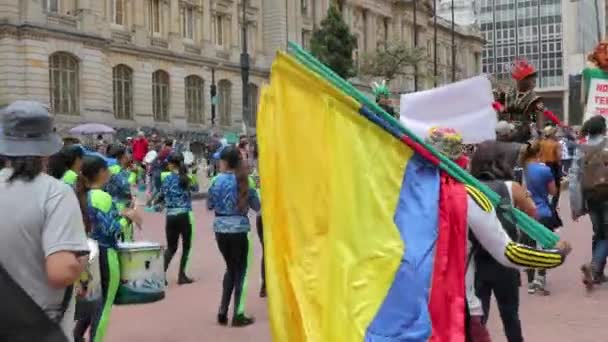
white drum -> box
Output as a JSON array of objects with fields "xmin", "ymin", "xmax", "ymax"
[
  {"xmin": 75, "ymin": 239, "xmax": 102, "ymax": 302},
  {"xmin": 144, "ymin": 150, "xmax": 157, "ymax": 164},
  {"xmin": 115, "ymin": 241, "xmax": 166, "ymax": 305}
]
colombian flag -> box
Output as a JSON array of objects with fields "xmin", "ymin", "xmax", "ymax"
[{"xmin": 258, "ymin": 52, "xmax": 475, "ymax": 341}]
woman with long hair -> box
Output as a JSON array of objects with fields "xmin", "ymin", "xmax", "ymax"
[
  {"xmin": 208, "ymin": 146, "xmax": 260, "ymax": 327},
  {"xmin": 160, "ymin": 152, "xmax": 199, "ymax": 285},
  {"xmin": 105, "ymin": 144, "xmax": 136, "ymax": 242},
  {"xmin": 470, "ymin": 141, "xmax": 537, "ymax": 342},
  {"xmin": 521, "ymin": 141, "xmax": 560, "ymax": 295},
  {"xmin": 80, "ymin": 155, "xmax": 140, "ymax": 342},
  {"xmin": 47, "ymin": 144, "xmax": 84, "ymax": 188}
]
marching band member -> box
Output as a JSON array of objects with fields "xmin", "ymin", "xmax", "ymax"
[
  {"xmin": 105, "ymin": 144, "xmax": 136, "ymax": 242},
  {"xmin": 160, "ymin": 152, "xmax": 199, "ymax": 285},
  {"xmin": 81, "ymin": 155, "xmax": 140, "ymax": 342},
  {"xmin": 47, "ymin": 144, "xmax": 84, "ymax": 189},
  {"xmin": 208, "ymin": 146, "xmax": 260, "ymax": 327}
]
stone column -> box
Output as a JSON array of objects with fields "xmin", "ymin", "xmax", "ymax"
[
  {"xmin": 168, "ymin": 0, "xmax": 184, "ymax": 52},
  {"xmin": 132, "ymin": 0, "xmax": 148, "ymax": 46}
]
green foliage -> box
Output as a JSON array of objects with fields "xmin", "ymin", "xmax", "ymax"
[
  {"xmin": 359, "ymin": 43, "xmax": 427, "ymax": 83},
  {"xmin": 309, "ymin": 6, "xmax": 357, "ymax": 79}
]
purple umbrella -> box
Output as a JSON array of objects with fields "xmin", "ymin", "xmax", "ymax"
[{"xmin": 69, "ymin": 123, "xmax": 115, "ymax": 135}]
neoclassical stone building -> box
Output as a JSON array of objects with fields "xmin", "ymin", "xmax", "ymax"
[{"xmin": 0, "ymin": 0, "xmax": 483, "ymax": 132}]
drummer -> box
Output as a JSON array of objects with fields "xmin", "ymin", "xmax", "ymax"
[
  {"xmin": 160, "ymin": 152, "xmax": 199, "ymax": 285},
  {"xmin": 81, "ymin": 155, "xmax": 141, "ymax": 342},
  {"xmin": 105, "ymin": 144, "xmax": 136, "ymax": 242},
  {"xmin": 47, "ymin": 145, "xmax": 84, "ymax": 189}
]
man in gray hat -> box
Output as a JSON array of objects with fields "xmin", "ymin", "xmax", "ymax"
[{"xmin": 0, "ymin": 101, "xmax": 89, "ymax": 341}]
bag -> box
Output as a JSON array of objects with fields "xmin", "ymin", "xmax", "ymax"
[
  {"xmin": 581, "ymin": 139, "xmax": 608, "ymax": 200},
  {"xmin": 0, "ymin": 262, "xmax": 69, "ymax": 342}
]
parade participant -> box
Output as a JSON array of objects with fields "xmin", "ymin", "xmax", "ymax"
[
  {"xmin": 160, "ymin": 152, "xmax": 198, "ymax": 285},
  {"xmin": 208, "ymin": 146, "xmax": 260, "ymax": 327},
  {"xmin": 470, "ymin": 141, "xmax": 537, "ymax": 342},
  {"xmin": 520, "ymin": 141, "xmax": 560, "ymax": 295},
  {"xmin": 48, "ymin": 145, "xmax": 84, "ymax": 189},
  {"xmin": 570, "ymin": 115, "xmax": 608, "ymax": 289},
  {"xmin": 372, "ymin": 80, "xmax": 397, "ymax": 118},
  {"xmin": 81, "ymin": 155, "xmax": 140, "ymax": 342},
  {"xmin": 105, "ymin": 144, "xmax": 135, "ymax": 242},
  {"xmin": 582, "ymin": 41, "xmax": 608, "ymax": 120},
  {"xmin": 502, "ymin": 59, "xmax": 546, "ymax": 143},
  {"xmin": 425, "ymin": 127, "xmax": 571, "ymax": 341}
]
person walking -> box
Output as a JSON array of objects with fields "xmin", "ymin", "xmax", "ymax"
[
  {"xmin": 0, "ymin": 101, "xmax": 89, "ymax": 341},
  {"xmin": 208, "ymin": 146, "xmax": 261, "ymax": 327},
  {"xmin": 539, "ymin": 126, "xmax": 562, "ymax": 209},
  {"xmin": 571, "ymin": 115, "xmax": 608, "ymax": 289},
  {"xmin": 521, "ymin": 141, "xmax": 561, "ymax": 295},
  {"xmin": 160, "ymin": 152, "xmax": 199, "ymax": 285},
  {"xmin": 470, "ymin": 141, "xmax": 537, "ymax": 342}
]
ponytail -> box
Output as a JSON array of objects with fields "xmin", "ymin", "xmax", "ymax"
[
  {"xmin": 75, "ymin": 176, "xmax": 91, "ymax": 234},
  {"xmin": 236, "ymin": 159, "xmax": 249, "ymax": 212},
  {"xmin": 178, "ymin": 163, "xmax": 190, "ymax": 190}
]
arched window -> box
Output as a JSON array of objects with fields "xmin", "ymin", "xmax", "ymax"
[
  {"xmin": 152, "ymin": 70, "xmax": 170, "ymax": 122},
  {"xmin": 247, "ymin": 83, "xmax": 259, "ymax": 127},
  {"xmin": 185, "ymin": 75, "xmax": 204, "ymax": 124},
  {"xmin": 113, "ymin": 64, "xmax": 133, "ymax": 120},
  {"xmin": 218, "ymin": 79, "xmax": 232, "ymax": 126},
  {"xmin": 49, "ymin": 52, "xmax": 79, "ymax": 115}
]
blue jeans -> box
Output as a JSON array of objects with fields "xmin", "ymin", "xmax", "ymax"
[{"xmin": 588, "ymin": 200, "xmax": 608, "ymax": 273}]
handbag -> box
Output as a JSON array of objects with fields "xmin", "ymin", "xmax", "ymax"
[{"xmin": 0, "ymin": 262, "xmax": 69, "ymax": 342}]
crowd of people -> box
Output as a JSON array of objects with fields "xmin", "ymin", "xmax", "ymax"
[{"xmin": 0, "ymin": 101, "xmax": 262, "ymax": 342}]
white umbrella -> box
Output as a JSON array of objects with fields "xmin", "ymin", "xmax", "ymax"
[{"xmin": 70, "ymin": 123, "xmax": 115, "ymax": 135}]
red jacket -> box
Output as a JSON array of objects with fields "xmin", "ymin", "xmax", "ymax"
[{"xmin": 132, "ymin": 138, "xmax": 149, "ymax": 162}]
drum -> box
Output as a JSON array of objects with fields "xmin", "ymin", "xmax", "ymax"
[
  {"xmin": 74, "ymin": 239, "xmax": 102, "ymax": 319},
  {"xmin": 115, "ymin": 241, "xmax": 166, "ymax": 305}
]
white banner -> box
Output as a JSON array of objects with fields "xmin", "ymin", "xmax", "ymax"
[
  {"xmin": 399, "ymin": 76, "xmax": 497, "ymax": 144},
  {"xmin": 584, "ymin": 78, "xmax": 608, "ymax": 122}
]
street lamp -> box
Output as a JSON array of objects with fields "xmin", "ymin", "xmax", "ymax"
[
  {"xmin": 241, "ymin": 0, "xmax": 250, "ymax": 137},
  {"xmin": 210, "ymin": 67, "xmax": 216, "ymax": 126}
]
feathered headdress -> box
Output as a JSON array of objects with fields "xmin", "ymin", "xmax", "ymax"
[
  {"xmin": 371, "ymin": 80, "xmax": 391, "ymax": 98},
  {"xmin": 511, "ymin": 58, "xmax": 537, "ymax": 81}
]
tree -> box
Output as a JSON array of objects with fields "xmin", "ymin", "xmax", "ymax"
[
  {"xmin": 310, "ymin": 6, "xmax": 357, "ymax": 79},
  {"xmin": 359, "ymin": 43, "xmax": 427, "ymax": 84}
]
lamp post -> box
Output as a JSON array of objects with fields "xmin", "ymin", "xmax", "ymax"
[
  {"xmin": 413, "ymin": 0, "xmax": 418, "ymax": 91},
  {"xmin": 241, "ymin": 0, "xmax": 250, "ymax": 135},
  {"xmin": 433, "ymin": 0, "xmax": 437, "ymax": 87},
  {"xmin": 210, "ymin": 67, "xmax": 216, "ymax": 126},
  {"xmin": 451, "ymin": 0, "xmax": 456, "ymax": 82}
]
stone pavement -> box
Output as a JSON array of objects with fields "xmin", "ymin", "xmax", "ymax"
[{"xmin": 107, "ymin": 192, "xmax": 606, "ymax": 341}]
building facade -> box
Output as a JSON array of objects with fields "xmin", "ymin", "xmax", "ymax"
[
  {"xmin": 475, "ymin": 0, "xmax": 605, "ymax": 124},
  {"xmin": 0, "ymin": 0, "xmax": 483, "ymax": 133}
]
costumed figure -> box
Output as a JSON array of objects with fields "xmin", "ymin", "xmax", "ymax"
[
  {"xmin": 501, "ymin": 59, "xmax": 546, "ymax": 143},
  {"xmin": 582, "ymin": 40, "xmax": 608, "ymax": 121},
  {"xmin": 372, "ymin": 80, "xmax": 397, "ymax": 118}
]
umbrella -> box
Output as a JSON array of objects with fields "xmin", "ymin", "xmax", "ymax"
[{"xmin": 70, "ymin": 123, "xmax": 115, "ymax": 135}]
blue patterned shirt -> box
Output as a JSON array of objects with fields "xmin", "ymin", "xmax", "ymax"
[
  {"xmin": 161, "ymin": 171, "xmax": 199, "ymax": 216},
  {"xmin": 208, "ymin": 172, "xmax": 261, "ymax": 233},
  {"xmin": 87, "ymin": 189, "xmax": 122, "ymax": 249},
  {"xmin": 105, "ymin": 165, "xmax": 132, "ymax": 209}
]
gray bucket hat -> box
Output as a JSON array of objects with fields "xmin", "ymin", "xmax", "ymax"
[{"xmin": 0, "ymin": 101, "xmax": 62, "ymax": 156}]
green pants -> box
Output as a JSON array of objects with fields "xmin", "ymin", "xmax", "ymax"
[{"xmin": 93, "ymin": 247, "xmax": 120, "ymax": 342}]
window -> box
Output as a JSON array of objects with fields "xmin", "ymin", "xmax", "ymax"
[
  {"xmin": 45, "ymin": 0, "xmax": 59, "ymax": 13},
  {"xmin": 152, "ymin": 70, "xmax": 170, "ymax": 122},
  {"xmin": 247, "ymin": 83, "xmax": 259, "ymax": 127},
  {"xmin": 185, "ymin": 75, "xmax": 204, "ymax": 123},
  {"xmin": 113, "ymin": 64, "xmax": 133, "ymax": 120},
  {"xmin": 181, "ymin": 6, "xmax": 194, "ymax": 39},
  {"xmin": 149, "ymin": 0, "xmax": 161, "ymax": 33},
  {"xmin": 302, "ymin": 30, "xmax": 312, "ymax": 50},
  {"xmin": 49, "ymin": 52, "xmax": 79, "ymax": 115},
  {"xmin": 112, "ymin": 0, "xmax": 125, "ymax": 25},
  {"xmin": 218, "ymin": 79, "xmax": 232, "ymax": 126},
  {"xmin": 214, "ymin": 15, "xmax": 227, "ymax": 47},
  {"xmin": 301, "ymin": 0, "xmax": 308, "ymax": 16}
]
